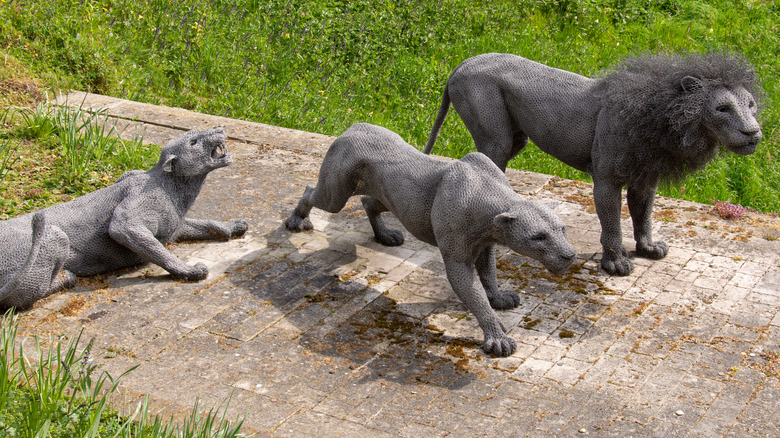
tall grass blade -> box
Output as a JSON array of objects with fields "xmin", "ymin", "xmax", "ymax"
[
  {"xmin": 0, "ymin": 139, "xmax": 17, "ymax": 182},
  {"xmin": 0, "ymin": 309, "xmax": 20, "ymax": 408}
]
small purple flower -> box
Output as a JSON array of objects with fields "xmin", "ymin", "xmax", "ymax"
[{"xmin": 711, "ymin": 200, "xmax": 751, "ymax": 220}]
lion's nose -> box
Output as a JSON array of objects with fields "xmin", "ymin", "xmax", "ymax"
[{"xmin": 560, "ymin": 251, "xmax": 576, "ymax": 263}]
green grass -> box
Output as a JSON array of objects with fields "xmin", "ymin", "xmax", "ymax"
[
  {"xmin": 0, "ymin": 96, "xmax": 160, "ymax": 220},
  {"xmin": 0, "ymin": 310, "xmax": 244, "ymax": 437},
  {"xmin": 1, "ymin": 0, "xmax": 779, "ymax": 211}
]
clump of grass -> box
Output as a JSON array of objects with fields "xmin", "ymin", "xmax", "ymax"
[
  {"xmin": 0, "ymin": 310, "xmax": 136, "ymax": 437},
  {"xmin": 2, "ymin": 99, "xmax": 58, "ymax": 140},
  {"xmin": 0, "ymin": 310, "xmax": 244, "ymax": 437},
  {"xmin": 115, "ymin": 396, "xmax": 244, "ymax": 438},
  {"xmin": 50, "ymin": 97, "xmax": 146, "ymax": 184},
  {"xmin": 0, "ymin": 97, "xmax": 159, "ymax": 220}
]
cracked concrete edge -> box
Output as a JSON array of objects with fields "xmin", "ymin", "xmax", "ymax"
[{"xmin": 55, "ymin": 91, "xmax": 334, "ymax": 156}]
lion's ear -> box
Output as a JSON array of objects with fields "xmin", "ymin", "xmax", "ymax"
[
  {"xmin": 681, "ymin": 76, "xmax": 703, "ymax": 93},
  {"xmin": 162, "ymin": 155, "xmax": 177, "ymax": 173},
  {"xmin": 494, "ymin": 212, "xmax": 517, "ymax": 228}
]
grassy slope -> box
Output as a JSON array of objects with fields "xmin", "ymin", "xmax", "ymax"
[
  {"xmin": 0, "ymin": 0, "xmax": 778, "ymax": 211},
  {"xmin": 0, "ymin": 56, "xmax": 160, "ymax": 220}
]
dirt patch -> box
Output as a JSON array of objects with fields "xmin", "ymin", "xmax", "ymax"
[{"xmin": 0, "ymin": 80, "xmax": 44, "ymax": 104}]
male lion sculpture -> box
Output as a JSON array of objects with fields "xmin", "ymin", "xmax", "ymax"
[
  {"xmin": 285, "ymin": 123, "xmax": 577, "ymax": 356},
  {"xmin": 0, "ymin": 128, "xmax": 248, "ymax": 309},
  {"xmin": 424, "ymin": 52, "xmax": 763, "ymax": 276}
]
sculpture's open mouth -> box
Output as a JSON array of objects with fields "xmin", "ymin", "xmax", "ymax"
[{"xmin": 212, "ymin": 143, "xmax": 227, "ymax": 159}]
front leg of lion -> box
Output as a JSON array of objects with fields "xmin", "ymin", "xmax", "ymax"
[{"xmin": 425, "ymin": 52, "xmax": 762, "ymax": 276}]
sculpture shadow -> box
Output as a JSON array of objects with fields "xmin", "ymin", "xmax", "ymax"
[{"xmin": 215, "ymin": 206, "xmax": 483, "ymax": 390}]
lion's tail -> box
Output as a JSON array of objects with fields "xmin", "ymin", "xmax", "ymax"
[
  {"xmin": 0, "ymin": 212, "xmax": 47, "ymax": 301},
  {"xmin": 423, "ymin": 83, "xmax": 451, "ymax": 155}
]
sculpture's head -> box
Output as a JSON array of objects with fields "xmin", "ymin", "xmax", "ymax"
[
  {"xmin": 493, "ymin": 202, "xmax": 576, "ymax": 275},
  {"xmin": 690, "ymin": 79, "xmax": 762, "ymax": 156},
  {"xmin": 157, "ymin": 128, "xmax": 231, "ymax": 178},
  {"xmin": 604, "ymin": 51, "xmax": 763, "ymax": 164}
]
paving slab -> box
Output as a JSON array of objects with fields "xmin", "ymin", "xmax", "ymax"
[{"xmin": 11, "ymin": 91, "xmax": 780, "ymax": 437}]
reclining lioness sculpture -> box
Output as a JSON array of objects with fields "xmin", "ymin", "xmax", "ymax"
[
  {"xmin": 285, "ymin": 123, "xmax": 576, "ymax": 356},
  {"xmin": 0, "ymin": 128, "xmax": 247, "ymax": 309},
  {"xmin": 424, "ymin": 52, "xmax": 763, "ymax": 276}
]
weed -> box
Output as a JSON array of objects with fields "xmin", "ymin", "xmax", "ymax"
[
  {"xmin": 559, "ymin": 329, "xmax": 575, "ymax": 339},
  {"xmin": 0, "ymin": 139, "xmax": 17, "ymax": 182},
  {"xmin": 2, "ymin": 99, "xmax": 57, "ymax": 140},
  {"xmin": 711, "ymin": 200, "xmax": 753, "ymax": 220},
  {"xmin": 52, "ymin": 98, "xmax": 141, "ymax": 184},
  {"xmin": 633, "ymin": 301, "xmax": 650, "ymax": 315},
  {"xmin": 523, "ymin": 317, "xmax": 542, "ymax": 330},
  {"xmin": 0, "ymin": 310, "xmax": 244, "ymax": 437},
  {"xmin": 0, "ymin": 100, "xmax": 158, "ymax": 219}
]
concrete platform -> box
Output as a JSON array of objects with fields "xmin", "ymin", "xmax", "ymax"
[{"xmin": 14, "ymin": 91, "xmax": 780, "ymax": 437}]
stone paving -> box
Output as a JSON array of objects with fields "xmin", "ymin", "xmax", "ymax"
[{"xmin": 13, "ymin": 91, "xmax": 780, "ymax": 437}]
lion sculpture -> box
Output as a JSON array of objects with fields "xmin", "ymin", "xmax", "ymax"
[
  {"xmin": 424, "ymin": 52, "xmax": 763, "ymax": 276},
  {"xmin": 0, "ymin": 128, "xmax": 248, "ymax": 309},
  {"xmin": 285, "ymin": 123, "xmax": 577, "ymax": 356}
]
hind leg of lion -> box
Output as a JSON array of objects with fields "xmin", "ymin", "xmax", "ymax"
[
  {"xmin": 285, "ymin": 181, "xmax": 356, "ymax": 232},
  {"xmin": 7, "ymin": 226, "xmax": 73, "ymax": 309},
  {"xmin": 361, "ymin": 196, "xmax": 404, "ymax": 246},
  {"xmin": 46, "ymin": 226, "xmax": 75, "ymax": 292},
  {"xmin": 35, "ymin": 226, "xmax": 74, "ymax": 301},
  {"xmin": 451, "ymin": 87, "xmax": 517, "ymax": 171},
  {"xmin": 286, "ymin": 146, "xmax": 362, "ymax": 234},
  {"xmin": 627, "ymin": 184, "xmax": 668, "ymax": 260}
]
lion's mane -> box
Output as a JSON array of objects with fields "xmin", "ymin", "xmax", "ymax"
[{"xmin": 595, "ymin": 51, "xmax": 762, "ymax": 186}]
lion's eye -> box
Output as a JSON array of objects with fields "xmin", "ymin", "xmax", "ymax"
[
  {"xmin": 531, "ymin": 233, "xmax": 547, "ymax": 242},
  {"xmin": 190, "ymin": 138, "xmax": 198, "ymax": 146},
  {"xmin": 716, "ymin": 105, "xmax": 731, "ymax": 113}
]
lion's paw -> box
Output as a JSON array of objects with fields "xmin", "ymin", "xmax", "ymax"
[
  {"xmin": 636, "ymin": 240, "xmax": 668, "ymax": 260},
  {"xmin": 230, "ymin": 219, "xmax": 249, "ymax": 237},
  {"xmin": 285, "ymin": 215, "xmax": 313, "ymax": 232},
  {"xmin": 61, "ymin": 271, "xmax": 77, "ymax": 289},
  {"xmin": 601, "ymin": 253, "xmax": 634, "ymax": 276},
  {"xmin": 179, "ymin": 262, "xmax": 208, "ymax": 281},
  {"xmin": 376, "ymin": 229, "xmax": 405, "ymax": 246},
  {"xmin": 482, "ymin": 334, "xmax": 517, "ymax": 357},
  {"xmin": 51, "ymin": 270, "xmax": 77, "ymax": 293},
  {"xmin": 488, "ymin": 290, "xmax": 521, "ymax": 310}
]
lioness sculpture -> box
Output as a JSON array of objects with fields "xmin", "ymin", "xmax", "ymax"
[
  {"xmin": 424, "ymin": 52, "xmax": 763, "ymax": 276},
  {"xmin": 0, "ymin": 128, "xmax": 248, "ymax": 309},
  {"xmin": 285, "ymin": 123, "xmax": 577, "ymax": 356}
]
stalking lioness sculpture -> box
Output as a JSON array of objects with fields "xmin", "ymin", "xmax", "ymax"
[
  {"xmin": 425, "ymin": 52, "xmax": 763, "ymax": 276},
  {"xmin": 0, "ymin": 128, "xmax": 247, "ymax": 309},
  {"xmin": 285, "ymin": 123, "xmax": 576, "ymax": 356}
]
